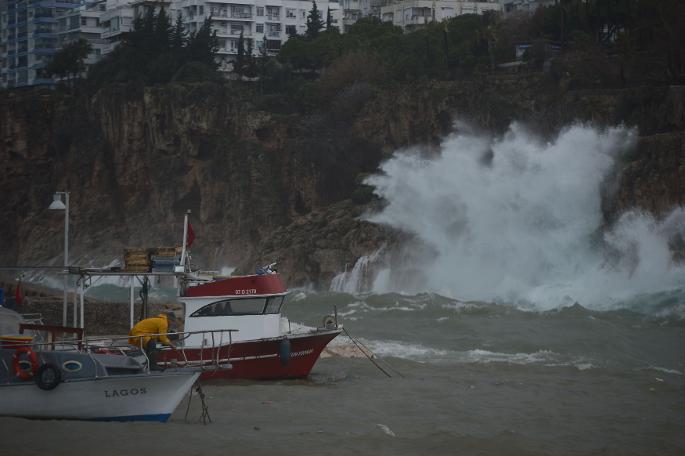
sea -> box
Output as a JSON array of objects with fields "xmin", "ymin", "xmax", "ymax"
[
  {"xmin": 3, "ymin": 123, "xmax": 685, "ymax": 454},
  {"xmin": 2, "ymin": 291, "xmax": 684, "ymax": 455}
]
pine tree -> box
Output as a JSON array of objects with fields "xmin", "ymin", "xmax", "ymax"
[
  {"xmin": 171, "ymin": 14, "xmax": 187, "ymax": 49},
  {"xmin": 154, "ymin": 7, "xmax": 172, "ymax": 50},
  {"xmin": 326, "ymin": 8, "xmax": 332, "ymax": 30},
  {"xmin": 236, "ymin": 31, "xmax": 245, "ymax": 76},
  {"xmin": 305, "ymin": 1, "xmax": 324, "ymax": 40},
  {"xmin": 186, "ymin": 17, "xmax": 219, "ymax": 67}
]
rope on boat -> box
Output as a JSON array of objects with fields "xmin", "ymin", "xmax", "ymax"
[
  {"xmin": 197, "ymin": 386, "xmax": 212, "ymax": 425},
  {"xmin": 342, "ymin": 327, "xmax": 402, "ymax": 378},
  {"xmin": 184, "ymin": 385, "xmax": 212, "ymax": 425}
]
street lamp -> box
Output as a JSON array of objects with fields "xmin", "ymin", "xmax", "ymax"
[{"xmin": 49, "ymin": 191, "xmax": 70, "ymax": 326}]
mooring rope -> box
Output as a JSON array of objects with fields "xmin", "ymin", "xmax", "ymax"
[
  {"xmin": 184, "ymin": 387, "xmax": 193, "ymax": 422},
  {"xmin": 184, "ymin": 385, "xmax": 212, "ymax": 425},
  {"xmin": 196, "ymin": 386, "xmax": 212, "ymax": 425},
  {"xmin": 342, "ymin": 327, "xmax": 397, "ymax": 378}
]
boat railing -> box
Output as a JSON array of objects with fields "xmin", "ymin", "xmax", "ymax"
[{"xmin": 1, "ymin": 329, "xmax": 238, "ymax": 376}]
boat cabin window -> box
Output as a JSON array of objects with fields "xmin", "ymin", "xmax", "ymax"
[{"xmin": 190, "ymin": 296, "xmax": 285, "ymax": 317}]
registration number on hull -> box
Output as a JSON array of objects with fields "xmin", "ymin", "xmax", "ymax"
[{"xmin": 234, "ymin": 289, "xmax": 257, "ymax": 295}]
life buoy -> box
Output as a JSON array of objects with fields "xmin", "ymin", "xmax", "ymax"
[
  {"xmin": 12, "ymin": 346, "xmax": 39, "ymax": 381},
  {"xmin": 35, "ymin": 363, "xmax": 62, "ymax": 391}
]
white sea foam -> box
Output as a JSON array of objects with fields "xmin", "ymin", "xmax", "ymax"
[
  {"xmin": 376, "ymin": 424, "xmax": 397, "ymax": 437},
  {"xmin": 362, "ymin": 339, "xmax": 450, "ymax": 359},
  {"xmin": 364, "ymin": 122, "xmax": 685, "ymax": 312},
  {"xmin": 464, "ymin": 349, "xmax": 557, "ymax": 364},
  {"xmin": 644, "ymin": 366, "xmax": 683, "ymax": 376}
]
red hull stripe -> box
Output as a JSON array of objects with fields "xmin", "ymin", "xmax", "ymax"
[
  {"xmin": 184, "ymin": 274, "xmax": 287, "ymax": 297},
  {"xmin": 158, "ymin": 330, "xmax": 341, "ymax": 380}
]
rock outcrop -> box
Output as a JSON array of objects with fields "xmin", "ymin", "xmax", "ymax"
[{"xmin": 1, "ymin": 77, "xmax": 683, "ymax": 288}]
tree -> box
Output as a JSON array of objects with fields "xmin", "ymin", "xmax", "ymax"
[
  {"xmin": 326, "ymin": 8, "xmax": 332, "ymax": 30},
  {"xmin": 306, "ymin": 1, "xmax": 324, "ymax": 40},
  {"xmin": 171, "ymin": 14, "xmax": 187, "ymax": 49},
  {"xmin": 236, "ymin": 31, "xmax": 245, "ymax": 76},
  {"xmin": 186, "ymin": 17, "xmax": 219, "ymax": 67},
  {"xmin": 45, "ymin": 38, "xmax": 92, "ymax": 85},
  {"xmin": 154, "ymin": 7, "xmax": 172, "ymax": 50}
]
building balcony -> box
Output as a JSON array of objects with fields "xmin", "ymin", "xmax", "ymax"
[
  {"xmin": 80, "ymin": 25, "xmax": 102, "ymax": 34},
  {"xmin": 101, "ymin": 29, "xmax": 124, "ymax": 39},
  {"xmin": 214, "ymin": 29, "xmax": 252, "ymax": 37},
  {"xmin": 266, "ymin": 14, "xmax": 280, "ymax": 21},
  {"xmin": 266, "ymin": 30, "xmax": 281, "ymax": 38},
  {"xmin": 404, "ymin": 15, "xmax": 428, "ymax": 25}
]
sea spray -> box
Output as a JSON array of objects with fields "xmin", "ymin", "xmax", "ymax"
[
  {"xmin": 330, "ymin": 249, "xmax": 383, "ymax": 294},
  {"xmin": 364, "ymin": 122, "xmax": 685, "ymax": 310}
]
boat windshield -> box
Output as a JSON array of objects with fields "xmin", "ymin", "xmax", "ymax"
[{"xmin": 190, "ymin": 296, "xmax": 285, "ymax": 317}]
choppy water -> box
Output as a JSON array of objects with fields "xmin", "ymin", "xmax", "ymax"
[{"xmin": 3, "ymin": 291, "xmax": 685, "ymax": 455}]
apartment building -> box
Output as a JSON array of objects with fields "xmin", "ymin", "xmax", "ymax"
[
  {"xmin": 380, "ymin": 0, "xmax": 501, "ymax": 31},
  {"xmin": 4, "ymin": 0, "xmax": 507, "ymax": 88},
  {"xmin": 499, "ymin": 0, "xmax": 556, "ymax": 15},
  {"xmin": 339, "ymin": 0, "xmax": 373, "ymax": 31},
  {"xmin": 176, "ymin": 0, "xmax": 342, "ymax": 70},
  {"xmin": 0, "ymin": 0, "xmax": 82, "ymax": 88}
]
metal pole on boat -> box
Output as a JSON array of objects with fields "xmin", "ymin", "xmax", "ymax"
[
  {"xmin": 179, "ymin": 210, "xmax": 189, "ymax": 272},
  {"xmin": 48, "ymin": 191, "xmax": 69, "ymax": 326},
  {"xmin": 129, "ymin": 276, "xmax": 135, "ymax": 329},
  {"xmin": 73, "ymin": 281, "xmax": 78, "ymax": 327},
  {"xmin": 79, "ymin": 278, "xmax": 85, "ymax": 329}
]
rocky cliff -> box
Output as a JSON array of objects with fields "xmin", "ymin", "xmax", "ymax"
[{"xmin": 1, "ymin": 76, "xmax": 683, "ymax": 288}]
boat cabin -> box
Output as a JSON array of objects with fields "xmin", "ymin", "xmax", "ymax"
[{"xmin": 179, "ymin": 273, "xmax": 289, "ymax": 346}]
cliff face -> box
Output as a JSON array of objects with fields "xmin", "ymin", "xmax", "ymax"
[{"xmin": 1, "ymin": 77, "xmax": 683, "ymax": 288}]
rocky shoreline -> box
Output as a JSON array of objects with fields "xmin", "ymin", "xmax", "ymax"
[{"xmin": 1, "ymin": 75, "xmax": 683, "ymax": 289}]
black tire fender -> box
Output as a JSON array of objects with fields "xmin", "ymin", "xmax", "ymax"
[{"xmin": 35, "ymin": 363, "xmax": 62, "ymax": 391}]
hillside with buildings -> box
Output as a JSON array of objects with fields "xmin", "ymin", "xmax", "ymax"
[
  {"xmin": 0, "ymin": 0, "xmax": 518, "ymax": 87},
  {"xmin": 1, "ymin": 0, "xmax": 683, "ymax": 288}
]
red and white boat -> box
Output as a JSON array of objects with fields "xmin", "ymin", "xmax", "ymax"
[
  {"xmin": 153, "ymin": 212, "xmax": 342, "ymax": 380},
  {"xmin": 158, "ymin": 270, "xmax": 341, "ymax": 380}
]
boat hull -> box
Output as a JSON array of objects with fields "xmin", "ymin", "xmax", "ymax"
[
  {"xmin": 0, "ymin": 370, "xmax": 199, "ymax": 422},
  {"xmin": 160, "ymin": 329, "xmax": 341, "ymax": 381}
]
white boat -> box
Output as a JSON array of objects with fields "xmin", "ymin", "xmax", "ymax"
[
  {"xmin": 0, "ymin": 323, "xmax": 231, "ymax": 422},
  {"xmin": 0, "ymin": 347, "xmax": 200, "ymax": 422}
]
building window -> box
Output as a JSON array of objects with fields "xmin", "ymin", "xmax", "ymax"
[
  {"xmin": 285, "ymin": 25, "xmax": 296, "ymax": 35},
  {"xmin": 231, "ymin": 24, "xmax": 243, "ymax": 35},
  {"xmin": 286, "ymin": 8, "xmax": 296, "ymax": 18},
  {"xmin": 256, "ymin": 24, "xmax": 264, "ymax": 33},
  {"xmin": 231, "ymin": 6, "xmax": 251, "ymax": 18},
  {"xmin": 266, "ymin": 6, "xmax": 279, "ymax": 20},
  {"xmin": 256, "ymin": 7, "xmax": 264, "ymax": 17}
]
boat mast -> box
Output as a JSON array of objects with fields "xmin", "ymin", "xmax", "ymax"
[{"xmin": 179, "ymin": 210, "xmax": 190, "ymax": 273}]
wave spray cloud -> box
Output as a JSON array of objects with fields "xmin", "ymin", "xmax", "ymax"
[{"xmin": 365, "ymin": 123, "xmax": 685, "ymax": 311}]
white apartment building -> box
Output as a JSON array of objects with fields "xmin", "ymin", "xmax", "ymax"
[
  {"xmin": 176, "ymin": 0, "xmax": 342, "ymax": 70},
  {"xmin": 499, "ymin": 0, "xmax": 556, "ymax": 15},
  {"xmin": 1, "ymin": 0, "xmax": 506, "ymax": 87},
  {"xmin": 338, "ymin": 0, "xmax": 373, "ymax": 31},
  {"xmin": 380, "ymin": 0, "xmax": 501, "ymax": 31}
]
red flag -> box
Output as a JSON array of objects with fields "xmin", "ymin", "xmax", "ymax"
[
  {"xmin": 187, "ymin": 222, "xmax": 196, "ymax": 248},
  {"xmin": 15, "ymin": 282, "xmax": 23, "ymax": 306}
]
